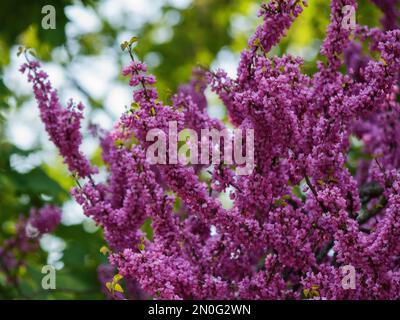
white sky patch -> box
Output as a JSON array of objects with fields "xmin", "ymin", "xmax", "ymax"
[
  {"xmin": 40, "ymin": 193, "xmax": 54, "ymax": 201},
  {"xmin": 167, "ymin": 0, "xmax": 192, "ymax": 10},
  {"xmin": 218, "ymin": 186, "xmax": 235, "ymax": 210},
  {"xmin": 38, "ymin": 135, "xmax": 59, "ymax": 161},
  {"xmin": 229, "ymin": 13, "xmax": 256, "ymax": 38},
  {"xmin": 69, "ymin": 55, "xmax": 118, "ymax": 100},
  {"xmin": 165, "ymin": 10, "xmax": 181, "ymax": 26},
  {"xmin": 98, "ymin": 0, "xmax": 164, "ymax": 29},
  {"xmin": 40, "ymin": 234, "xmax": 66, "ymax": 270},
  {"xmin": 151, "ymin": 26, "xmax": 173, "ymax": 44},
  {"xmin": 92, "ymin": 167, "xmax": 108, "ymax": 185},
  {"xmin": 211, "ymin": 47, "xmax": 239, "ymax": 79},
  {"xmin": 91, "ymin": 109, "xmax": 114, "ymax": 130},
  {"xmin": 83, "ymin": 218, "xmax": 99, "ymax": 233},
  {"xmin": 51, "ymin": 46, "xmax": 70, "ymax": 65},
  {"xmin": 206, "ymin": 88, "xmax": 226, "ymax": 121},
  {"xmin": 65, "ymin": 4, "xmax": 102, "ymax": 36},
  {"xmin": 9, "ymin": 152, "xmax": 43, "ymax": 174},
  {"xmin": 104, "ymin": 83, "xmax": 131, "ymax": 118},
  {"xmin": 5, "ymin": 101, "xmax": 40, "ymax": 150},
  {"xmin": 62, "ymin": 200, "xmax": 86, "ymax": 225},
  {"xmin": 18, "ymin": 194, "xmax": 30, "ymax": 205},
  {"xmin": 350, "ymin": 134, "xmax": 364, "ymax": 148},
  {"xmin": 43, "ymin": 62, "xmax": 68, "ymax": 89},
  {"xmin": 6, "ymin": 122, "xmax": 37, "ymax": 150},
  {"xmin": 287, "ymin": 40, "xmax": 321, "ymax": 61},
  {"xmin": 210, "ymin": 225, "xmax": 218, "ymax": 237},
  {"xmin": 81, "ymin": 136, "xmax": 100, "ymax": 158},
  {"xmin": 145, "ymin": 52, "xmax": 163, "ymax": 69},
  {"xmin": 116, "ymin": 30, "xmax": 137, "ymax": 47},
  {"xmin": 3, "ymin": 46, "xmax": 36, "ymax": 96}
]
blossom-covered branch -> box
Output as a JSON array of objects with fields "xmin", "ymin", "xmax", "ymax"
[{"xmin": 21, "ymin": 0, "xmax": 400, "ymax": 300}]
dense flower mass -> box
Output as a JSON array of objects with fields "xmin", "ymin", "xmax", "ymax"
[
  {"xmin": 21, "ymin": 0, "xmax": 400, "ymax": 299},
  {"xmin": 19, "ymin": 60, "xmax": 96, "ymax": 178},
  {"xmin": 27, "ymin": 205, "xmax": 62, "ymax": 235}
]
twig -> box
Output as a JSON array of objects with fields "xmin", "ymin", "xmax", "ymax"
[{"xmin": 304, "ymin": 173, "xmax": 328, "ymax": 213}]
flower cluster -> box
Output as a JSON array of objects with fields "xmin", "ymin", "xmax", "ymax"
[
  {"xmin": 22, "ymin": 0, "xmax": 400, "ymax": 299},
  {"xmin": 0, "ymin": 205, "xmax": 61, "ymax": 285},
  {"xmin": 19, "ymin": 60, "xmax": 96, "ymax": 178}
]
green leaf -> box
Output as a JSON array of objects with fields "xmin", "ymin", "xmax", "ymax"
[
  {"xmin": 100, "ymin": 246, "xmax": 109, "ymax": 255},
  {"xmin": 374, "ymin": 203, "xmax": 383, "ymax": 210},
  {"xmin": 28, "ymin": 49, "xmax": 36, "ymax": 57},
  {"xmin": 120, "ymin": 41, "xmax": 128, "ymax": 51},
  {"xmin": 113, "ymin": 274, "xmax": 123, "ymax": 282},
  {"xmin": 17, "ymin": 46, "xmax": 24, "ymax": 57},
  {"xmin": 131, "ymin": 102, "xmax": 140, "ymax": 111},
  {"xmin": 114, "ymin": 283, "xmax": 124, "ymax": 293},
  {"xmin": 274, "ymin": 198, "xmax": 287, "ymax": 207},
  {"xmin": 253, "ymin": 38, "xmax": 260, "ymax": 47},
  {"xmin": 105, "ymin": 282, "xmax": 113, "ymax": 292},
  {"xmin": 138, "ymin": 236, "xmax": 146, "ymax": 251},
  {"xmin": 129, "ymin": 36, "xmax": 139, "ymax": 45}
]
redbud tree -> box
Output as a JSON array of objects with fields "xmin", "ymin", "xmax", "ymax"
[{"xmin": 18, "ymin": 0, "xmax": 400, "ymax": 299}]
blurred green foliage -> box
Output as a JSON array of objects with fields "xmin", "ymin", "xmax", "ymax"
[{"xmin": 0, "ymin": 0, "xmax": 383, "ymax": 299}]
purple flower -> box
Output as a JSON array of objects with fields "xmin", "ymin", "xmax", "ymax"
[{"xmin": 21, "ymin": 0, "xmax": 400, "ymax": 300}]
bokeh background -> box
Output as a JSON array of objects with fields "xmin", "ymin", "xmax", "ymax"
[{"xmin": 0, "ymin": 0, "xmax": 384, "ymax": 299}]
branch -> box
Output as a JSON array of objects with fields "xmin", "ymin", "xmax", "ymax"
[
  {"xmin": 357, "ymin": 195, "xmax": 388, "ymax": 224},
  {"xmin": 304, "ymin": 174, "xmax": 328, "ymax": 213}
]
